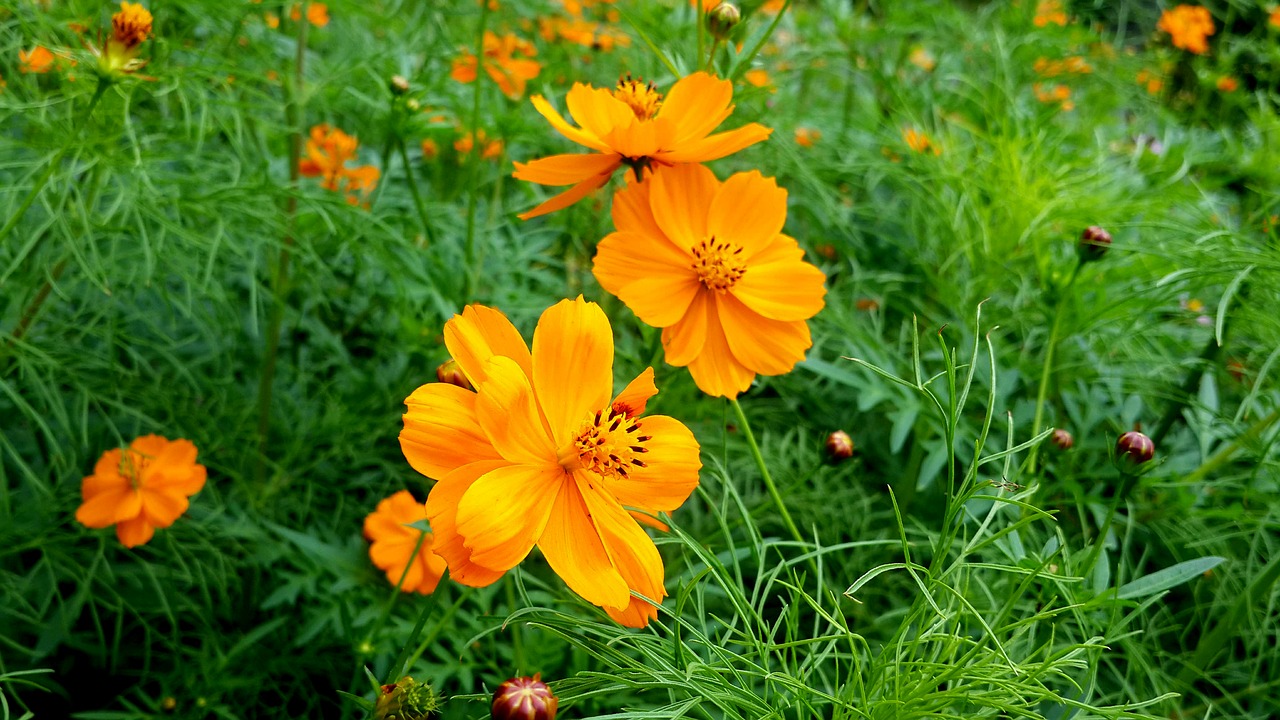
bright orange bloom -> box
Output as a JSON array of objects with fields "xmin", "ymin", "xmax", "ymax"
[
  {"xmin": 794, "ymin": 127, "xmax": 820, "ymax": 147},
  {"xmin": 593, "ymin": 165, "xmax": 827, "ymax": 398},
  {"xmin": 561, "ymin": 0, "xmax": 617, "ymax": 16},
  {"xmin": 1216, "ymin": 76, "xmax": 1238, "ymax": 92},
  {"xmin": 75, "ymin": 435, "xmax": 207, "ymax": 548},
  {"xmin": 399, "ymin": 298, "xmax": 701, "ymax": 627},
  {"xmin": 97, "ymin": 1, "xmax": 152, "ymax": 76},
  {"xmin": 902, "ymin": 127, "xmax": 941, "ymax": 155},
  {"xmin": 363, "ymin": 490, "xmax": 448, "ymax": 594},
  {"xmin": 451, "ymin": 31, "xmax": 541, "ymax": 100},
  {"xmin": 265, "ymin": 12, "xmax": 280, "ymax": 28},
  {"xmin": 19, "ymin": 46, "xmax": 56, "ymax": 74},
  {"xmin": 513, "ymin": 72, "xmax": 771, "ymax": 219},
  {"xmin": 1271, "ymin": 8, "xmax": 1280, "ymax": 28},
  {"xmin": 455, "ymin": 129, "xmax": 504, "ymax": 160},
  {"xmin": 299, "ymin": 124, "xmax": 380, "ymax": 205},
  {"xmin": 538, "ymin": 17, "xmax": 630, "ymax": 51},
  {"xmin": 1033, "ymin": 0, "xmax": 1068, "ymax": 26},
  {"xmin": 743, "ymin": 68, "xmax": 772, "ymax": 88},
  {"xmin": 289, "ymin": 3, "xmax": 330, "ymax": 26},
  {"xmin": 1158, "ymin": 5, "xmax": 1214, "ymax": 54}
]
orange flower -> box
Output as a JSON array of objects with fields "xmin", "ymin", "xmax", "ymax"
[
  {"xmin": 902, "ymin": 127, "xmax": 940, "ymax": 154},
  {"xmin": 761, "ymin": 0, "xmax": 787, "ymax": 11},
  {"xmin": 75, "ymin": 435, "xmax": 207, "ymax": 548},
  {"xmin": 539, "ymin": 17, "xmax": 630, "ymax": 51},
  {"xmin": 1157, "ymin": 5, "xmax": 1214, "ymax": 54},
  {"xmin": 299, "ymin": 124, "xmax": 380, "ymax": 205},
  {"xmin": 794, "ymin": 127, "xmax": 820, "ymax": 147},
  {"xmin": 1033, "ymin": 0, "xmax": 1068, "ymax": 26},
  {"xmin": 593, "ymin": 164, "xmax": 827, "ymax": 398},
  {"xmin": 1136, "ymin": 69, "xmax": 1164, "ymax": 94},
  {"xmin": 1271, "ymin": 7, "xmax": 1280, "ymax": 28},
  {"xmin": 1216, "ymin": 76, "xmax": 1238, "ymax": 92},
  {"xmin": 908, "ymin": 47, "xmax": 936, "ymax": 71},
  {"xmin": 421, "ymin": 138, "xmax": 439, "ymax": 160},
  {"xmin": 743, "ymin": 68, "xmax": 772, "ymax": 88},
  {"xmin": 97, "ymin": 1, "xmax": 152, "ymax": 76},
  {"xmin": 1034, "ymin": 82, "xmax": 1074, "ymax": 111},
  {"xmin": 265, "ymin": 12, "xmax": 280, "ymax": 29},
  {"xmin": 289, "ymin": 2, "xmax": 330, "ymax": 26},
  {"xmin": 19, "ymin": 46, "xmax": 56, "ymax": 74},
  {"xmin": 513, "ymin": 72, "xmax": 771, "ymax": 219},
  {"xmin": 455, "ymin": 129, "xmax": 504, "ymax": 160},
  {"xmin": 1034, "ymin": 56, "xmax": 1091, "ymax": 77},
  {"xmin": 363, "ymin": 490, "xmax": 448, "ymax": 594},
  {"xmin": 399, "ymin": 298, "xmax": 702, "ymax": 627},
  {"xmin": 451, "ymin": 31, "xmax": 541, "ymax": 100}
]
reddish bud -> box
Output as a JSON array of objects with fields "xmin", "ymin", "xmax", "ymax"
[
  {"xmin": 492, "ymin": 674, "xmax": 558, "ymax": 720},
  {"xmin": 1050, "ymin": 428, "xmax": 1073, "ymax": 450},
  {"xmin": 1116, "ymin": 431, "xmax": 1154, "ymax": 464},
  {"xmin": 1080, "ymin": 225, "xmax": 1112, "ymax": 261},
  {"xmin": 824, "ymin": 430, "xmax": 854, "ymax": 463},
  {"xmin": 436, "ymin": 359, "xmax": 473, "ymax": 390}
]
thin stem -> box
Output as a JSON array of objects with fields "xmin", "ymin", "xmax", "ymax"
[
  {"xmin": 398, "ymin": 138, "xmax": 434, "ymax": 246},
  {"xmin": 462, "ymin": 1, "xmax": 491, "ymax": 301},
  {"xmin": 1080, "ymin": 487, "xmax": 1124, "ymax": 589},
  {"xmin": 1027, "ymin": 261, "xmax": 1080, "ymax": 473},
  {"xmin": 730, "ymin": 398, "xmax": 805, "ymax": 547},
  {"xmin": 9, "ymin": 258, "xmax": 69, "ymax": 344}
]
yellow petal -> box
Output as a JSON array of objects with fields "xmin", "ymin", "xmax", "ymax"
[
  {"xmin": 517, "ymin": 170, "xmax": 614, "ymax": 220},
  {"xmin": 475, "ymin": 357, "xmax": 558, "ymax": 466},
  {"xmin": 686, "ymin": 300, "xmax": 756, "ymax": 398},
  {"xmin": 513, "ymin": 152, "xmax": 621, "ymax": 186},
  {"xmin": 650, "ymin": 164, "xmax": 718, "ymax": 250},
  {"xmin": 401, "ymin": 383, "xmax": 503, "ymax": 480},
  {"xmin": 443, "ymin": 304, "xmax": 533, "ymax": 386},
  {"xmin": 611, "ymin": 172, "xmax": 665, "ymax": 239},
  {"xmin": 593, "ymin": 231, "xmax": 698, "ymax": 327},
  {"xmin": 716, "ymin": 292, "xmax": 812, "ymax": 375},
  {"xmin": 531, "ymin": 297, "xmax": 614, "ymax": 447},
  {"xmin": 657, "ymin": 71, "xmax": 734, "ymax": 144},
  {"xmin": 661, "ymin": 290, "xmax": 711, "ymax": 367},
  {"xmin": 731, "ymin": 258, "xmax": 827, "ymax": 321},
  {"xmin": 609, "ymin": 415, "xmax": 701, "ymax": 513},
  {"xmin": 707, "ymin": 170, "xmax": 787, "ymax": 258},
  {"xmin": 658, "ymin": 123, "xmax": 772, "ymax": 164},
  {"xmin": 578, "ymin": 476, "xmax": 665, "ymax": 618},
  {"xmin": 456, "ymin": 464, "xmax": 564, "ymax": 571},
  {"xmin": 566, "ymin": 83, "xmax": 635, "ymax": 141},
  {"xmin": 537, "ymin": 474, "xmax": 630, "ymax": 609},
  {"xmin": 531, "ymin": 94, "xmax": 612, "ymax": 152},
  {"xmin": 611, "ymin": 367, "xmax": 658, "ymax": 418},
  {"xmin": 425, "ymin": 459, "xmax": 512, "ymax": 587}
]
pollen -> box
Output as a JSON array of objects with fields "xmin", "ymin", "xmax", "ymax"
[
  {"xmin": 613, "ymin": 74, "xmax": 662, "ymax": 121},
  {"xmin": 112, "ymin": 2, "xmax": 153, "ymax": 50},
  {"xmin": 558, "ymin": 407, "xmax": 650, "ymax": 479},
  {"xmin": 691, "ymin": 237, "xmax": 747, "ymax": 292},
  {"xmin": 117, "ymin": 448, "xmax": 153, "ymax": 490}
]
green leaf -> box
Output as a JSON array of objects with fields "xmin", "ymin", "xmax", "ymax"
[{"xmin": 1117, "ymin": 556, "xmax": 1226, "ymax": 600}]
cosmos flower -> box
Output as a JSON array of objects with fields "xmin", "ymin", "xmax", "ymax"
[
  {"xmin": 76, "ymin": 435, "xmax": 207, "ymax": 548},
  {"xmin": 1158, "ymin": 5, "xmax": 1215, "ymax": 55},
  {"xmin": 451, "ymin": 31, "xmax": 541, "ymax": 99},
  {"xmin": 363, "ymin": 490, "xmax": 448, "ymax": 594},
  {"xmin": 299, "ymin": 124, "xmax": 380, "ymax": 205}
]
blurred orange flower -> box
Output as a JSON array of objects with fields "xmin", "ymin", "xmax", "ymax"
[
  {"xmin": 455, "ymin": 129, "xmax": 504, "ymax": 160},
  {"xmin": 399, "ymin": 298, "xmax": 702, "ymax": 627},
  {"xmin": 289, "ymin": 2, "xmax": 330, "ymax": 26},
  {"xmin": 513, "ymin": 72, "xmax": 771, "ymax": 219},
  {"xmin": 1033, "ymin": 56, "xmax": 1092, "ymax": 77},
  {"xmin": 743, "ymin": 68, "xmax": 772, "ymax": 88},
  {"xmin": 19, "ymin": 46, "xmax": 56, "ymax": 74},
  {"xmin": 363, "ymin": 490, "xmax": 448, "ymax": 594},
  {"xmin": 1271, "ymin": 8, "xmax": 1280, "ymax": 28},
  {"xmin": 1034, "ymin": 0, "xmax": 1068, "ymax": 26},
  {"xmin": 1216, "ymin": 76, "xmax": 1237, "ymax": 92},
  {"xmin": 1136, "ymin": 69, "xmax": 1164, "ymax": 94},
  {"xmin": 421, "ymin": 138, "xmax": 439, "ymax": 160},
  {"xmin": 299, "ymin": 124, "xmax": 380, "ymax": 205},
  {"xmin": 1034, "ymin": 82, "xmax": 1074, "ymax": 111},
  {"xmin": 908, "ymin": 47, "xmax": 936, "ymax": 71},
  {"xmin": 94, "ymin": 1, "xmax": 152, "ymax": 76},
  {"xmin": 451, "ymin": 31, "xmax": 541, "ymax": 99},
  {"xmin": 903, "ymin": 127, "xmax": 941, "ymax": 154},
  {"xmin": 538, "ymin": 16, "xmax": 629, "ymax": 51},
  {"xmin": 794, "ymin": 127, "xmax": 820, "ymax": 147},
  {"xmin": 593, "ymin": 164, "xmax": 827, "ymax": 398},
  {"xmin": 76, "ymin": 435, "xmax": 207, "ymax": 548},
  {"xmin": 1158, "ymin": 5, "xmax": 1214, "ymax": 54}
]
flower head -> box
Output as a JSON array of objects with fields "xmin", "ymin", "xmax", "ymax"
[
  {"xmin": 299, "ymin": 124, "xmax": 380, "ymax": 205},
  {"xmin": 1158, "ymin": 5, "xmax": 1214, "ymax": 54},
  {"xmin": 1034, "ymin": 0, "xmax": 1068, "ymax": 27},
  {"xmin": 363, "ymin": 490, "xmax": 448, "ymax": 594},
  {"xmin": 902, "ymin": 127, "xmax": 941, "ymax": 155},
  {"xmin": 492, "ymin": 674, "xmax": 558, "ymax": 720},
  {"xmin": 455, "ymin": 129, "xmax": 504, "ymax": 160},
  {"xmin": 593, "ymin": 164, "xmax": 827, "ymax": 398},
  {"xmin": 98, "ymin": 2, "xmax": 153, "ymax": 76},
  {"xmin": 75, "ymin": 435, "xmax": 206, "ymax": 548},
  {"xmin": 289, "ymin": 2, "xmax": 330, "ymax": 27},
  {"xmin": 20, "ymin": 46, "xmax": 56, "ymax": 74},
  {"xmin": 451, "ymin": 31, "xmax": 541, "ymax": 100},
  {"xmin": 794, "ymin": 127, "xmax": 820, "ymax": 147},
  {"xmin": 513, "ymin": 72, "xmax": 772, "ymax": 219},
  {"xmin": 399, "ymin": 298, "xmax": 702, "ymax": 626}
]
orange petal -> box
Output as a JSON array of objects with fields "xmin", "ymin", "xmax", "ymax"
[
  {"xmin": 531, "ymin": 297, "xmax": 614, "ymax": 447},
  {"xmin": 731, "ymin": 262, "xmax": 827, "ymax": 323},
  {"xmin": 611, "ymin": 367, "xmax": 657, "ymax": 418},
  {"xmin": 686, "ymin": 300, "xmax": 756, "ymax": 398},
  {"xmin": 537, "ymin": 474, "xmax": 630, "ymax": 609},
  {"xmin": 661, "ymin": 290, "xmax": 711, "ymax": 367},
  {"xmin": 657, "ymin": 71, "xmax": 734, "ymax": 144},
  {"xmin": 115, "ymin": 516, "xmax": 155, "ymax": 548},
  {"xmin": 531, "ymin": 94, "xmax": 611, "ymax": 152},
  {"xmin": 513, "ymin": 152, "xmax": 621, "ymax": 187},
  {"xmin": 650, "ymin": 164, "xmax": 719, "ymax": 250},
  {"xmin": 601, "ymin": 116, "xmax": 671, "ymax": 161},
  {"xmin": 658, "ymin": 123, "xmax": 772, "ymax": 164},
  {"xmin": 593, "ymin": 231, "xmax": 697, "ymax": 327},
  {"xmin": 415, "ymin": 548, "xmax": 449, "ymax": 594},
  {"xmin": 426, "ymin": 459, "xmax": 511, "ymax": 587},
  {"xmin": 456, "ymin": 464, "xmax": 564, "ymax": 571},
  {"xmin": 90, "ymin": 448, "xmax": 124, "ymax": 481},
  {"xmin": 475, "ymin": 357, "xmax": 558, "ymax": 465},
  {"xmin": 401, "ymin": 383, "xmax": 503, "ymax": 480},
  {"xmin": 707, "ymin": 170, "xmax": 787, "ymax": 258},
  {"xmin": 716, "ymin": 292, "xmax": 812, "ymax": 376},
  {"xmin": 443, "ymin": 304, "xmax": 533, "ymax": 386},
  {"xmin": 138, "ymin": 488, "xmax": 189, "ymax": 528},
  {"xmin": 578, "ymin": 477, "xmax": 665, "ymax": 623},
  {"xmin": 517, "ymin": 170, "xmax": 614, "ymax": 220},
  {"xmin": 611, "ymin": 172, "xmax": 665, "ymax": 239},
  {"xmin": 565, "ymin": 83, "xmax": 634, "ymax": 142},
  {"xmin": 610, "ymin": 415, "xmax": 701, "ymax": 513},
  {"xmin": 75, "ymin": 488, "xmax": 141, "ymax": 529},
  {"xmin": 130, "ymin": 434, "xmax": 170, "ymax": 458}
]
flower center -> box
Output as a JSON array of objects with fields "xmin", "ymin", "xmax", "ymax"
[
  {"xmin": 557, "ymin": 406, "xmax": 650, "ymax": 479},
  {"xmin": 613, "ymin": 74, "xmax": 662, "ymax": 121},
  {"xmin": 691, "ymin": 237, "xmax": 747, "ymax": 292},
  {"xmin": 119, "ymin": 450, "xmax": 152, "ymax": 490}
]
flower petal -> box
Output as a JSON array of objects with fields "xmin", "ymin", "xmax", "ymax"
[
  {"xmin": 426, "ymin": 459, "xmax": 511, "ymax": 587},
  {"xmin": 578, "ymin": 477, "xmax": 665, "ymax": 626},
  {"xmin": 116, "ymin": 516, "xmax": 155, "ymax": 548},
  {"xmin": 609, "ymin": 415, "xmax": 701, "ymax": 513},
  {"xmin": 566, "ymin": 83, "xmax": 635, "ymax": 141},
  {"xmin": 707, "ymin": 171, "xmax": 787, "ymax": 258},
  {"xmin": 139, "ymin": 488, "xmax": 189, "ymax": 529},
  {"xmin": 716, "ymin": 292, "xmax": 812, "ymax": 376},
  {"xmin": 611, "ymin": 367, "xmax": 657, "ymax": 418},
  {"xmin": 531, "ymin": 94, "xmax": 611, "ymax": 152},
  {"xmin": 611, "ymin": 172, "xmax": 665, "ymax": 239},
  {"xmin": 475, "ymin": 357, "xmax": 558, "ymax": 466},
  {"xmin": 686, "ymin": 299, "xmax": 756, "ymax": 398},
  {"xmin": 650, "ymin": 164, "xmax": 719, "ymax": 251},
  {"xmin": 593, "ymin": 231, "xmax": 698, "ymax": 327},
  {"xmin": 661, "ymin": 290, "xmax": 711, "ymax": 367},
  {"xmin": 732, "ymin": 259, "xmax": 827, "ymax": 322},
  {"xmin": 513, "ymin": 152, "xmax": 621, "ymax": 187},
  {"xmin": 531, "ymin": 297, "xmax": 614, "ymax": 447},
  {"xmin": 401, "ymin": 383, "xmax": 503, "ymax": 480},
  {"xmin": 657, "ymin": 71, "xmax": 734, "ymax": 145},
  {"xmin": 537, "ymin": 474, "xmax": 630, "ymax": 610},
  {"xmin": 658, "ymin": 123, "xmax": 772, "ymax": 164},
  {"xmin": 76, "ymin": 487, "xmax": 139, "ymax": 528},
  {"xmin": 456, "ymin": 464, "xmax": 564, "ymax": 571},
  {"xmin": 517, "ymin": 170, "xmax": 614, "ymax": 220},
  {"xmin": 443, "ymin": 304, "xmax": 534, "ymax": 387}
]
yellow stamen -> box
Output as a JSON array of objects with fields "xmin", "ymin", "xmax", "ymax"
[
  {"xmin": 691, "ymin": 237, "xmax": 747, "ymax": 292},
  {"xmin": 558, "ymin": 407, "xmax": 650, "ymax": 479},
  {"xmin": 613, "ymin": 74, "xmax": 662, "ymax": 121}
]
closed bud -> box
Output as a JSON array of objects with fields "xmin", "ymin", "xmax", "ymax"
[
  {"xmin": 1050, "ymin": 428, "xmax": 1073, "ymax": 450},
  {"xmin": 492, "ymin": 674, "xmax": 558, "ymax": 720},
  {"xmin": 1079, "ymin": 225, "xmax": 1112, "ymax": 261},
  {"xmin": 390, "ymin": 75, "xmax": 411, "ymax": 95},
  {"xmin": 824, "ymin": 430, "xmax": 854, "ymax": 463},
  {"xmin": 436, "ymin": 359, "xmax": 473, "ymax": 390},
  {"xmin": 1116, "ymin": 431, "xmax": 1154, "ymax": 465},
  {"xmin": 707, "ymin": 3, "xmax": 741, "ymax": 39},
  {"xmin": 374, "ymin": 677, "xmax": 441, "ymax": 720}
]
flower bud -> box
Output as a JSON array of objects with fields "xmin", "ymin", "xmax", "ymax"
[
  {"xmin": 492, "ymin": 674, "xmax": 558, "ymax": 720},
  {"xmin": 824, "ymin": 430, "xmax": 854, "ymax": 463},
  {"xmin": 707, "ymin": 3, "xmax": 741, "ymax": 39},
  {"xmin": 374, "ymin": 677, "xmax": 441, "ymax": 720},
  {"xmin": 1050, "ymin": 428, "xmax": 1073, "ymax": 450},
  {"xmin": 436, "ymin": 359, "xmax": 473, "ymax": 390},
  {"xmin": 390, "ymin": 75, "xmax": 410, "ymax": 95},
  {"xmin": 1079, "ymin": 225, "xmax": 1112, "ymax": 261},
  {"xmin": 1116, "ymin": 431, "xmax": 1154, "ymax": 465}
]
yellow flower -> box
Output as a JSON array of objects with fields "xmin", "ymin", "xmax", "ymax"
[
  {"xmin": 399, "ymin": 298, "xmax": 702, "ymax": 627},
  {"xmin": 289, "ymin": 2, "xmax": 330, "ymax": 26},
  {"xmin": 513, "ymin": 72, "xmax": 771, "ymax": 219},
  {"xmin": 1158, "ymin": 5, "xmax": 1214, "ymax": 54},
  {"xmin": 593, "ymin": 165, "xmax": 827, "ymax": 398},
  {"xmin": 363, "ymin": 490, "xmax": 448, "ymax": 594}
]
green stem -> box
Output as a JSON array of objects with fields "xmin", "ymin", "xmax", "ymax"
[
  {"xmin": 402, "ymin": 588, "xmax": 471, "ymax": 672},
  {"xmin": 730, "ymin": 398, "xmax": 805, "ymax": 547},
  {"xmin": 1027, "ymin": 261, "xmax": 1080, "ymax": 473},
  {"xmin": 1080, "ymin": 486, "xmax": 1124, "ymax": 589},
  {"xmin": 1179, "ymin": 408, "xmax": 1280, "ymax": 486},
  {"xmin": 461, "ymin": 1, "xmax": 491, "ymax": 301},
  {"xmin": 398, "ymin": 138, "xmax": 434, "ymax": 246}
]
